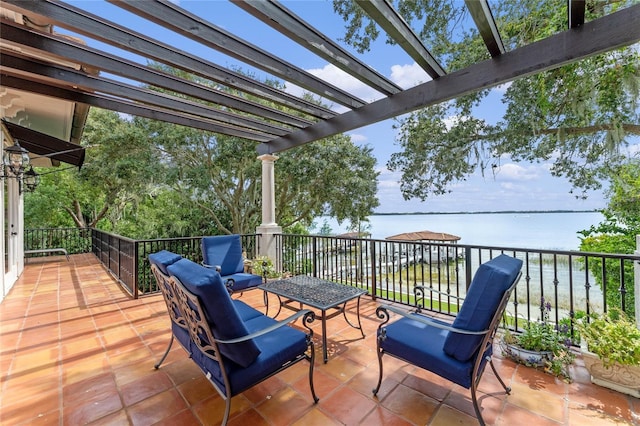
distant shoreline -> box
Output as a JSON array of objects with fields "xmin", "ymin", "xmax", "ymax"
[{"xmin": 372, "ymin": 210, "xmax": 601, "ymax": 216}]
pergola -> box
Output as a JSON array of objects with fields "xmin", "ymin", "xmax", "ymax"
[
  {"xmin": 1, "ymin": 0, "xmax": 639, "ymax": 154},
  {"xmin": 0, "ymin": 0, "xmax": 638, "ymax": 266}
]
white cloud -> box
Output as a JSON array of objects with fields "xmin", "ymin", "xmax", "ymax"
[
  {"xmin": 348, "ymin": 132, "xmax": 368, "ymax": 143},
  {"xmin": 495, "ymin": 163, "xmax": 539, "ymax": 181},
  {"xmin": 626, "ymin": 140, "xmax": 640, "ymax": 156},
  {"xmin": 389, "ymin": 63, "xmax": 431, "ymax": 89},
  {"xmin": 442, "ymin": 114, "xmax": 471, "ymax": 130},
  {"xmin": 307, "ymin": 63, "xmax": 384, "ymax": 102}
]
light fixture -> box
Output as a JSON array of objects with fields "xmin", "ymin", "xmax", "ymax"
[
  {"xmin": 22, "ymin": 166, "xmax": 40, "ymax": 192},
  {"xmin": 3, "ymin": 140, "xmax": 30, "ymax": 176}
]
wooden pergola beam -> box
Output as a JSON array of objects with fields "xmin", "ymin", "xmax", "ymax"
[{"xmin": 258, "ymin": 3, "xmax": 640, "ymax": 154}]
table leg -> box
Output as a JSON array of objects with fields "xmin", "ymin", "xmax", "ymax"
[
  {"xmin": 321, "ymin": 309, "xmax": 328, "ymax": 363},
  {"xmin": 342, "ymin": 296, "xmax": 366, "ymax": 339}
]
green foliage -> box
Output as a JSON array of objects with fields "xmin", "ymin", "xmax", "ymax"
[
  {"xmin": 334, "ymin": 0, "xmax": 639, "ymax": 200},
  {"xmin": 25, "ymin": 109, "xmax": 159, "ymax": 230},
  {"xmin": 251, "ymin": 256, "xmax": 278, "ymax": 279},
  {"xmin": 503, "ymin": 297, "xmax": 575, "ymax": 380},
  {"xmin": 579, "ymin": 161, "xmax": 640, "ymax": 316},
  {"xmin": 25, "ymin": 69, "xmax": 380, "ymax": 238},
  {"xmin": 576, "ymin": 309, "xmax": 640, "ymax": 367}
]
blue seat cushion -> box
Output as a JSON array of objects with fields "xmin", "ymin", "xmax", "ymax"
[
  {"xmin": 223, "ymin": 272, "xmax": 263, "ymax": 292},
  {"xmin": 201, "ymin": 235, "xmax": 244, "ymax": 276},
  {"xmin": 232, "ymin": 300, "xmax": 263, "ymax": 322},
  {"xmin": 191, "ymin": 314, "xmax": 309, "ymax": 396},
  {"xmin": 148, "ymin": 250, "xmax": 182, "ymax": 276},
  {"xmin": 380, "ymin": 314, "xmax": 487, "ymax": 389},
  {"xmin": 443, "ymin": 254, "xmax": 522, "ymax": 362},
  {"xmin": 167, "ymin": 258, "xmax": 261, "ymax": 367},
  {"xmin": 171, "ymin": 322, "xmax": 192, "ymax": 354},
  {"xmin": 149, "ymin": 250, "xmax": 185, "ymax": 330}
]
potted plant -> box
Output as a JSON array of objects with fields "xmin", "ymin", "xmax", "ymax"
[
  {"xmin": 575, "ymin": 308, "xmax": 640, "ymax": 397},
  {"xmin": 501, "ymin": 297, "xmax": 575, "ymax": 381}
]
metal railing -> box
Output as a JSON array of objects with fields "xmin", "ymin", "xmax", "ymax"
[
  {"xmin": 276, "ymin": 233, "xmax": 640, "ymax": 333},
  {"xmin": 24, "ymin": 228, "xmax": 638, "ymax": 332},
  {"xmin": 24, "ymin": 227, "xmax": 91, "ymax": 258},
  {"xmin": 90, "ymin": 230, "xmax": 259, "ymax": 297}
]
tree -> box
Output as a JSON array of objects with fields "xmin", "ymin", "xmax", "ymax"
[
  {"xmin": 579, "ymin": 161, "xmax": 640, "ymax": 315},
  {"xmin": 333, "ymin": 0, "xmax": 639, "ymax": 200},
  {"xmin": 136, "ymin": 118, "xmax": 379, "ymax": 235},
  {"xmin": 25, "ymin": 109, "xmax": 159, "ymax": 230}
]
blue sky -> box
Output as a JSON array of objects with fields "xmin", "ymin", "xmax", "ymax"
[{"xmin": 64, "ymin": 0, "xmax": 639, "ymax": 213}]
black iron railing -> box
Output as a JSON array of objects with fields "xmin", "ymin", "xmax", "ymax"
[
  {"xmin": 24, "ymin": 227, "xmax": 91, "ymax": 257},
  {"xmin": 24, "ymin": 228, "xmax": 638, "ymax": 332},
  {"xmin": 276, "ymin": 233, "xmax": 640, "ymax": 334},
  {"xmin": 90, "ymin": 230, "xmax": 260, "ymax": 297}
]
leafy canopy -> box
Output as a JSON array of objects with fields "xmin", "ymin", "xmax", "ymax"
[
  {"xmin": 333, "ymin": 0, "xmax": 639, "ymax": 200},
  {"xmin": 26, "ymin": 104, "xmax": 379, "ymax": 237}
]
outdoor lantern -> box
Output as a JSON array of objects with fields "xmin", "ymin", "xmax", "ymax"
[
  {"xmin": 23, "ymin": 167, "xmax": 40, "ymax": 192},
  {"xmin": 3, "ymin": 141, "xmax": 30, "ymax": 176}
]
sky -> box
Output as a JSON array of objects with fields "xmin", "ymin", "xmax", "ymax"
[{"xmin": 62, "ymin": 0, "xmax": 639, "ymax": 214}]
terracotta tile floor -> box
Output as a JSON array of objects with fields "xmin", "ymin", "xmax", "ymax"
[{"xmin": 1, "ymin": 254, "xmax": 637, "ymax": 425}]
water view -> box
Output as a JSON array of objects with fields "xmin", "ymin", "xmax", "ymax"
[
  {"xmin": 316, "ymin": 211, "xmax": 604, "ymax": 251},
  {"xmin": 313, "ymin": 211, "xmax": 609, "ymax": 315}
]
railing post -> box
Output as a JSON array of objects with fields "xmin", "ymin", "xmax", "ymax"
[
  {"xmin": 465, "ymin": 247, "xmax": 472, "ymax": 289},
  {"xmin": 313, "ymin": 237, "xmax": 318, "ymax": 278},
  {"xmin": 370, "ymin": 242, "xmax": 377, "ymax": 300},
  {"xmin": 134, "ymin": 240, "xmax": 140, "ymax": 299},
  {"xmin": 635, "ymin": 235, "xmax": 639, "ymax": 327}
]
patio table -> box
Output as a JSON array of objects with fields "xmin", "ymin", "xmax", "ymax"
[{"xmin": 260, "ymin": 275, "xmax": 367, "ymax": 363}]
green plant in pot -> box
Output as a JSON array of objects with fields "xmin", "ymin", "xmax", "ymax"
[
  {"xmin": 502, "ymin": 297, "xmax": 575, "ymax": 381},
  {"xmin": 575, "ymin": 308, "xmax": 640, "ymax": 397},
  {"xmin": 250, "ymin": 256, "xmax": 279, "ymax": 279}
]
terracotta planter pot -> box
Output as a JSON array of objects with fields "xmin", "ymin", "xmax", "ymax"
[{"xmin": 580, "ymin": 341, "xmax": 640, "ymax": 398}]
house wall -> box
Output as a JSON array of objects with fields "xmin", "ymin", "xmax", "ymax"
[{"xmin": 0, "ymin": 129, "xmax": 25, "ymax": 303}]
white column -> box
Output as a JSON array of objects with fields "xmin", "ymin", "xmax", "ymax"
[
  {"xmin": 256, "ymin": 154, "xmax": 282, "ymax": 269},
  {"xmin": 258, "ymin": 154, "xmax": 278, "ymax": 226}
]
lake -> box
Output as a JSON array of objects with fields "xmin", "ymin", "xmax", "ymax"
[{"xmin": 315, "ymin": 211, "xmax": 604, "ymax": 251}]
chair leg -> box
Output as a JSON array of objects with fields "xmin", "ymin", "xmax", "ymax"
[
  {"xmin": 154, "ymin": 334, "xmax": 174, "ymax": 369},
  {"xmin": 308, "ymin": 340, "xmax": 319, "ymax": 403},
  {"xmin": 222, "ymin": 396, "xmax": 231, "ymax": 426},
  {"xmin": 372, "ymin": 346, "xmax": 384, "ymax": 396},
  {"xmin": 489, "ymin": 357, "xmax": 511, "ymax": 394},
  {"xmin": 470, "ymin": 382, "xmax": 486, "ymax": 426}
]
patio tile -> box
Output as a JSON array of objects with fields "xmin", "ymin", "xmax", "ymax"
[
  {"xmin": 120, "ymin": 370, "xmax": 173, "ymax": 406},
  {"xmin": 360, "ymin": 405, "xmax": 415, "ymax": 425},
  {"xmin": 506, "ymin": 381, "xmax": 566, "ymax": 422},
  {"xmin": 380, "ymin": 382, "xmax": 439, "ymax": 424},
  {"xmin": 126, "ymin": 388, "xmax": 187, "ymax": 426},
  {"xmin": 0, "ymin": 254, "xmax": 636, "ymax": 426},
  {"xmin": 318, "ymin": 385, "xmax": 377, "ymax": 424},
  {"xmin": 291, "ymin": 406, "xmax": 342, "ymax": 425},
  {"xmin": 255, "ymin": 387, "xmax": 313, "ymax": 426}
]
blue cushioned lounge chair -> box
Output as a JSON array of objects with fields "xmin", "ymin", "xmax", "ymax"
[
  {"xmin": 167, "ymin": 258, "xmax": 318, "ymax": 425},
  {"xmin": 373, "ymin": 254, "xmax": 523, "ymax": 426},
  {"xmin": 148, "ymin": 250, "xmax": 189, "ymax": 369},
  {"xmin": 201, "ymin": 234, "xmax": 264, "ymax": 294}
]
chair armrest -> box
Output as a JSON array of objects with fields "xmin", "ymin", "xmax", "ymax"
[
  {"xmin": 376, "ymin": 305, "xmax": 489, "ymax": 336},
  {"xmin": 201, "ymin": 262, "xmax": 221, "ymax": 273},
  {"xmin": 414, "ymin": 285, "xmax": 464, "ymax": 301},
  {"xmin": 215, "ymin": 309, "xmax": 315, "ymax": 344}
]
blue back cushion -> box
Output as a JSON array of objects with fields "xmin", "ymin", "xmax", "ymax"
[
  {"xmin": 167, "ymin": 258, "xmax": 261, "ymax": 367},
  {"xmin": 443, "ymin": 254, "xmax": 522, "ymax": 362},
  {"xmin": 148, "ymin": 250, "xmax": 182, "ymax": 276},
  {"xmin": 201, "ymin": 235, "xmax": 244, "ymax": 276}
]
